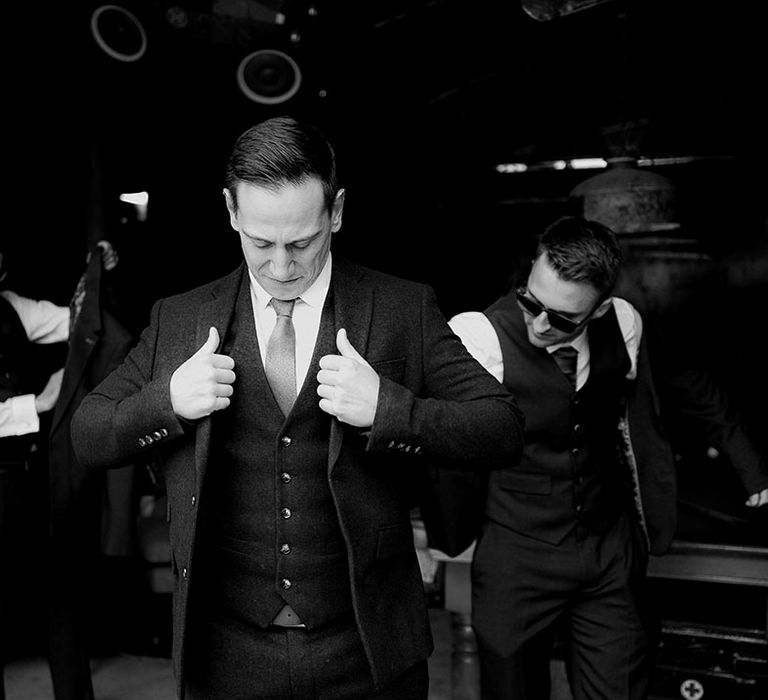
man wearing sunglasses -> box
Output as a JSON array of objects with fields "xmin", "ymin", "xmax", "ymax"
[{"xmin": 447, "ymin": 215, "xmax": 676, "ymax": 699}]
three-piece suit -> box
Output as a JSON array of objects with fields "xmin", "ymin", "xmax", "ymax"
[{"xmin": 71, "ymin": 257, "xmax": 523, "ymax": 698}]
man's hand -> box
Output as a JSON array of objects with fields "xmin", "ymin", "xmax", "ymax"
[
  {"xmin": 317, "ymin": 328, "xmax": 379, "ymax": 427},
  {"xmin": 170, "ymin": 327, "xmax": 236, "ymax": 420},
  {"xmin": 745, "ymin": 488, "xmax": 768, "ymax": 507},
  {"xmin": 35, "ymin": 368, "xmax": 64, "ymax": 414},
  {"xmin": 96, "ymin": 240, "xmax": 119, "ymax": 271}
]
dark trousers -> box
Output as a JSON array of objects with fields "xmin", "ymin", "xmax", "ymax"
[
  {"xmin": 472, "ymin": 512, "xmax": 656, "ymax": 700},
  {"xmin": 1, "ymin": 466, "xmax": 95, "ymax": 700},
  {"xmin": 185, "ymin": 610, "xmax": 428, "ymax": 700}
]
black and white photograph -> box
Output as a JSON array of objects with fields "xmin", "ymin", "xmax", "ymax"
[{"xmin": 2, "ymin": 2, "xmax": 766, "ymax": 699}]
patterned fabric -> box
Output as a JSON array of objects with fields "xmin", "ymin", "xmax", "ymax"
[
  {"xmin": 264, "ymin": 298, "xmax": 297, "ymax": 415},
  {"xmin": 69, "ymin": 270, "xmax": 88, "ymax": 337}
]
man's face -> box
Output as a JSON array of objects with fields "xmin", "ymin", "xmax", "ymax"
[
  {"xmin": 521, "ymin": 253, "xmax": 605, "ymax": 349},
  {"xmin": 225, "ymin": 179, "xmax": 344, "ymax": 300}
]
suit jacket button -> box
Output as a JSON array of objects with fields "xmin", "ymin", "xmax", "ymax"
[
  {"xmin": 182, "ymin": 567, "xmax": 188, "ymax": 578},
  {"xmin": 160, "ymin": 428, "xmax": 168, "ymax": 437},
  {"xmin": 281, "ymin": 472, "xmax": 292, "ymax": 484},
  {"xmin": 153, "ymin": 430, "xmax": 163, "ymax": 440},
  {"xmin": 280, "ymin": 436, "xmax": 292, "ymax": 447},
  {"xmin": 138, "ymin": 437, "xmax": 146, "ymax": 448},
  {"xmin": 281, "ymin": 507, "xmax": 292, "ymax": 519},
  {"xmin": 191, "ymin": 495, "xmax": 196, "ymax": 506},
  {"xmin": 280, "ymin": 543, "xmax": 291, "ymax": 555},
  {"xmin": 281, "ymin": 578, "xmax": 292, "ymax": 590}
]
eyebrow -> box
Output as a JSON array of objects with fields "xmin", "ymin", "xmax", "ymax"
[{"xmin": 242, "ymin": 229, "xmax": 322, "ymax": 246}]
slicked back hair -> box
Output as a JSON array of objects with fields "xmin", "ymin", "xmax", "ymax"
[
  {"xmin": 536, "ymin": 216, "xmax": 623, "ymax": 297},
  {"xmin": 224, "ymin": 116, "xmax": 338, "ymax": 213}
]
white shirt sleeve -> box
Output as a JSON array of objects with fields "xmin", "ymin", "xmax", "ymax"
[
  {"xmin": 448, "ymin": 311, "xmax": 504, "ymax": 383},
  {"xmin": 0, "ymin": 290, "xmax": 69, "ymax": 438},
  {"xmin": 612, "ymin": 297, "xmax": 643, "ymax": 380},
  {"xmin": 1, "ymin": 290, "xmax": 70, "ymax": 344},
  {"xmin": 0, "ymin": 394, "xmax": 40, "ymax": 438}
]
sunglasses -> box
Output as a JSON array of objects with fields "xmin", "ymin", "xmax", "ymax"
[{"xmin": 515, "ymin": 287, "xmax": 597, "ymax": 334}]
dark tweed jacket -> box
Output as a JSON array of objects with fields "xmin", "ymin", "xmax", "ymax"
[{"xmin": 72, "ymin": 256, "xmax": 523, "ymax": 695}]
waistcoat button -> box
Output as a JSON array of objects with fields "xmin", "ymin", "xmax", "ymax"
[
  {"xmin": 281, "ymin": 472, "xmax": 291, "ymax": 484},
  {"xmin": 281, "ymin": 436, "xmax": 292, "ymax": 447},
  {"xmin": 281, "ymin": 507, "xmax": 292, "ymax": 519},
  {"xmin": 280, "ymin": 543, "xmax": 291, "ymax": 555},
  {"xmin": 281, "ymin": 578, "xmax": 292, "ymax": 590}
]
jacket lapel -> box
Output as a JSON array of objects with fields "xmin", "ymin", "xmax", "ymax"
[
  {"xmin": 327, "ymin": 257, "xmax": 372, "ymax": 471},
  {"xmin": 193, "ymin": 264, "xmax": 246, "ymax": 484},
  {"xmin": 51, "ymin": 254, "xmax": 103, "ymax": 436}
]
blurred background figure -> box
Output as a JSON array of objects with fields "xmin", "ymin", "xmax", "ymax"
[{"xmin": 1, "ymin": 240, "xmax": 139, "ymax": 700}]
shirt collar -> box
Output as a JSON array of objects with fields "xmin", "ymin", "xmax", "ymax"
[
  {"xmin": 248, "ymin": 253, "xmax": 333, "ymax": 309},
  {"xmin": 547, "ymin": 328, "xmax": 588, "ymax": 355}
]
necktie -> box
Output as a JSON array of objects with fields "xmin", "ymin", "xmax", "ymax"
[
  {"xmin": 552, "ymin": 345, "xmax": 578, "ymax": 392},
  {"xmin": 265, "ymin": 298, "xmax": 297, "ymax": 416}
]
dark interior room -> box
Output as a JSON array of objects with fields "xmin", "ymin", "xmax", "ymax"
[{"xmin": 3, "ymin": 1, "xmax": 767, "ymax": 699}]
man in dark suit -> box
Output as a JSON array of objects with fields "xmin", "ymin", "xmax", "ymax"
[
  {"xmin": 447, "ymin": 216, "xmax": 766, "ymax": 699},
  {"xmin": 71, "ymin": 115, "xmax": 524, "ymax": 700}
]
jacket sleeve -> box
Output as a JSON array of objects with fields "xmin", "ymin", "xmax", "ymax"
[
  {"xmin": 367, "ymin": 284, "xmax": 524, "ymax": 470},
  {"xmin": 71, "ymin": 298, "xmax": 186, "ymax": 470}
]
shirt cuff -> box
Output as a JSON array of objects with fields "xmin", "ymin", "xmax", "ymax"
[{"xmin": 0, "ymin": 394, "xmax": 40, "ymax": 438}]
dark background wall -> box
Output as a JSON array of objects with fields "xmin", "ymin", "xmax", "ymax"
[{"xmin": 5, "ymin": 0, "xmax": 767, "ymax": 535}]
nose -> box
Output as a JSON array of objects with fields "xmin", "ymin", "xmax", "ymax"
[
  {"xmin": 531, "ymin": 311, "xmax": 551, "ymax": 334},
  {"xmin": 270, "ymin": 246, "xmax": 294, "ymax": 279}
]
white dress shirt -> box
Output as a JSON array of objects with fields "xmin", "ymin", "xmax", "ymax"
[
  {"xmin": 0, "ymin": 290, "xmax": 70, "ymax": 437},
  {"xmin": 448, "ymin": 297, "xmax": 642, "ymax": 390},
  {"xmin": 248, "ymin": 254, "xmax": 332, "ymax": 394}
]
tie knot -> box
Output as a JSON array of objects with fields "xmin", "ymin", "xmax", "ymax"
[
  {"xmin": 270, "ymin": 298, "xmax": 296, "ymax": 318},
  {"xmin": 553, "ymin": 345, "xmax": 577, "ymax": 361}
]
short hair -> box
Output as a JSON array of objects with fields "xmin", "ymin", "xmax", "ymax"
[
  {"xmin": 536, "ymin": 216, "xmax": 623, "ymax": 297},
  {"xmin": 224, "ymin": 116, "xmax": 338, "ymax": 213}
]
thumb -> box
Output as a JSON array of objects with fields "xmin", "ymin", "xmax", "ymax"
[
  {"xmin": 196, "ymin": 326, "xmax": 220, "ymax": 355},
  {"xmin": 336, "ymin": 328, "xmax": 364, "ymax": 362}
]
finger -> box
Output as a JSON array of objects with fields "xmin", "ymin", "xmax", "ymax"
[
  {"xmin": 196, "ymin": 327, "xmax": 220, "ymax": 356},
  {"xmin": 214, "ymin": 368, "xmax": 236, "ymax": 384},
  {"xmin": 316, "ymin": 369, "xmax": 339, "ymax": 386},
  {"xmin": 336, "ymin": 328, "xmax": 364, "ymax": 362},
  {"xmin": 213, "ymin": 397, "xmax": 230, "ymax": 412},
  {"xmin": 316, "ymin": 383, "xmax": 335, "ymax": 400},
  {"xmin": 217, "ymin": 384, "xmax": 234, "ymax": 398},
  {"xmin": 211, "ymin": 353, "xmax": 235, "ymax": 370},
  {"xmin": 318, "ymin": 398, "xmax": 336, "ymax": 416},
  {"xmin": 319, "ymin": 354, "xmax": 344, "ymax": 370},
  {"xmin": 746, "ymin": 494, "xmax": 758, "ymax": 507}
]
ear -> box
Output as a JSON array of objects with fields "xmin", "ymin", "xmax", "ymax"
[
  {"xmin": 590, "ymin": 296, "xmax": 614, "ymax": 320},
  {"xmin": 223, "ymin": 188, "xmax": 239, "ymax": 232},
  {"xmin": 330, "ymin": 189, "xmax": 345, "ymax": 233}
]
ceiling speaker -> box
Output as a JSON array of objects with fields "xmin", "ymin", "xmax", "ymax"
[
  {"xmin": 91, "ymin": 4, "xmax": 147, "ymax": 62},
  {"xmin": 236, "ymin": 49, "xmax": 302, "ymax": 105}
]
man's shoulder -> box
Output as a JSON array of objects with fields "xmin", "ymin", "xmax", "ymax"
[
  {"xmin": 334, "ymin": 256, "xmax": 427, "ymax": 295},
  {"xmin": 157, "ymin": 266, "xmax": 242, "ymax": 309}
]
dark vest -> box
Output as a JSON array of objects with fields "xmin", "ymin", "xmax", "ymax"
[
  {"xmin": 193, "ymin": 276, "xmax": 351, "ymax": 629},
  {"xmin": 485, "ymin": 292, "xmax": 634, "ymax": 544}
]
